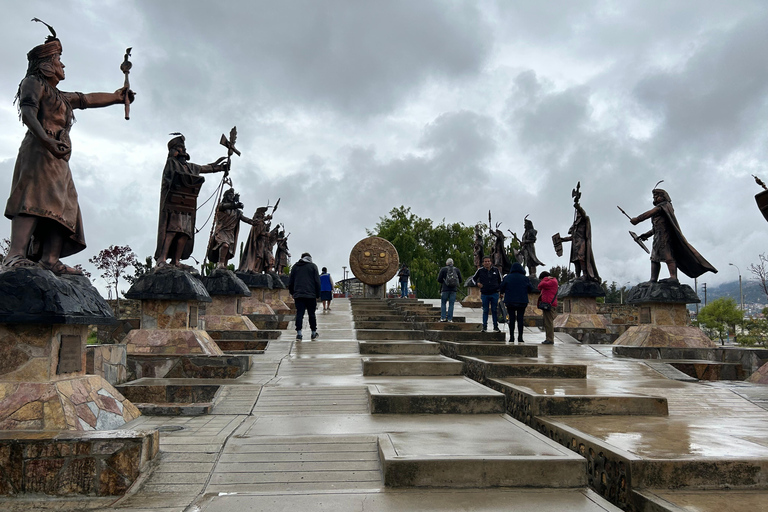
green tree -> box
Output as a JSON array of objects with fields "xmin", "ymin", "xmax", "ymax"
[
  {"xmin": 548, "ymin": 265, "xmax": 575, "ymax": 284},
  {"xmin": 739, "ymin": 308, "xmax": 768, "ymax": 348},
  {"xmin": 697, "ymin": 297, "xmax": 743, "ymax": 343},
  {"xmin": 370, "ymin": 206, "xmax": 475, "ymax": 299}
]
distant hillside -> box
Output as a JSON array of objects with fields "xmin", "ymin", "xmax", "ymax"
[{"xmin": 704, "ymin": 279, "xmax": 767, "ymax": 305}]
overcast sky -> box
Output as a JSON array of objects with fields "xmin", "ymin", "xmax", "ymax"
[{"xmin": 1, "ymin": 0, "xmax": 767, "ymax": 295}]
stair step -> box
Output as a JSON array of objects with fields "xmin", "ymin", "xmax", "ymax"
[
  {"xmin": 134, "ymin": 402, "xmax": 213, "ymax": 416},
  {"xmin": 358, "ymin": 340, "xmax": 441, "ymax": 355},
  {"xmin": 362, "ymin": 355, "xmax": 463, "ymax": 376},
  {"xmin": 461, "ymin": 356, "xmax": 587, "ymax": 380},
  {"xmin": 356, "ymin": 329, "xmax": 424, "ymax": 341},
  {"xmin": 439, "ymin": 340, "xmax": 538, "ymax": 358},
  {"xmin": 368, "ymin": 377, "xmax": 505, "ymax": 414}
]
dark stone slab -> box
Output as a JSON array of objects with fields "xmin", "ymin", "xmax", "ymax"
[
  {"xmin": 199, "ymin": 268, "xmax": 251, "ymax": 297},
  {"xmin": 268, "ymin": 271, "xmax": 286, "ymax": 289},
  {"xmin": 626, "ymin": 281, "xmax": 700, "ymax": 304},
  {"xmin": 279, "ymin": 274, "xmax": 290, "ymax": 287},
  {"xmin": 557, "ymin": 279, "xmax": 606, "ymax": 298},
  {"xmin": 125, "ymin": 266, "xmax": 211, "ymax": 302},
  {"xmin": 235, "ymin": 271, "xmax": 273, "ymax": 289},
  {"xmin": 0, "ymin": 267, "xmax": 115, "ymax": 325}
]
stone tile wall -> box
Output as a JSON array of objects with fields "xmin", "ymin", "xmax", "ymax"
[
  {"xmin": 0, "ymin": 429, "xmax": 158, "ymax": 496},
  {"xmin": 85, "ymin": 345, "xmax": 128, "ymax": 385}
]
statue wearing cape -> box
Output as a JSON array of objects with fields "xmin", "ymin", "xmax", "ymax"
[{"xmin": 632, "ymin": 190, "xmax": 717, "ymax": 279}]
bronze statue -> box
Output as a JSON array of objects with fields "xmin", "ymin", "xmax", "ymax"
[
  {"xmin": 473, "ymin": 224, "xmax": 484, "ymax": 269},
  {"xmin": 629, "ymin": 186, "xmax": 717, "ymax": 283},
  {"xmin": 3, "ymin": 19, "xmax": 135, "ymax": 275},
  {"xmin": 206, "ymin": 188, "xmax": 257, "ymax": 269},
  {"xmin": 237, "ymin": 206, "xmax": 274, "ymax": 273},
  {"xmin": 559, "ymin": 183, "xmax": 599, "ymax": 282},
  {"xmin": 155, "ymin": 134, "xmax": 228, "ymax": 269},
  {"xmin": 264, "ymin": 224, "xmax": 279, "ymax": 272},
  {"xmin": 490, "ymin": 223, "xmax": 512, "ymax": 275},
  {"xmin": 519, "ymin": 216, "xmax": 544, "ymax": 277},
  {"xmin": 274, "ymin": 226, "xmax": 291, "ymax": 274}
]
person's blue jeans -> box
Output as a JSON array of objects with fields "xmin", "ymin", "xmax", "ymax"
[
  {"xmin": 481, "ymin": 292, "xmax": 499, "ymax": 329},
  {"xmin": 441, "ymin": 290, "xmax": 456, "ymax": 320},
  {"xmin": 400, "ymin": 281, "xmax": 408, "ymax": 298}
]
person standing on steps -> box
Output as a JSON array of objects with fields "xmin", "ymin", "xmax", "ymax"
[
  {"xmin": 537, "ymin": 271, "xmax": 559, "ymax": 344},
  {"xmin": 472, "ymin": 256, "xmax": 502, "ymax": 332},
  {"xmin": 397, "ymin": 264, "xmax": 410, "ymax": 298},
  {"xmin": 500, "ymin": 261, "xmax": 534, "ymax": 343},
  {"xmin": 437, "ymin": 258, "xmax": 462, "ymax": 322},
  {"xmin": 289, "ymin": 252, "xmax": 321, "ymax": 340},
  {"xmin": 320, "ymin": 267, "xmax": 334, "ymax": 312}
]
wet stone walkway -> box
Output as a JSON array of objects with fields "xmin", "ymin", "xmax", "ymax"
[{"xmin": 3, "ymin": 298, "xmax": 768, "ymax": 511}]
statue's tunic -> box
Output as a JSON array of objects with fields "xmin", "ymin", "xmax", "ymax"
[
  {"xmin": 569, "ymin": 209, "xmax": 599, "ymax": 281},
  {"xmin": 154, "ymin": 157, "xmax": 206, "ymax": 262},
  {"xmin": 207, "ymin": 205, "xmax": 243, "ymax": 263},
  {"xmin": 275, "ymin": 237, "xmax": 290, "ymax": 272},
  {"xmin": 5, "ymin": 76, "xmax": 86, "ymax": 258},
  {"xmin": 238, "ymin": 218, "xmax": 269, "ymax": 273}
]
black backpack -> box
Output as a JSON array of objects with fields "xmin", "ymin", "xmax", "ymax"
[{"xmin": 445, "ymin": 266, "xmax": 459, "ymax": 288}]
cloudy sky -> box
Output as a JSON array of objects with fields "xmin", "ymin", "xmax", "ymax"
[{"xmin": 1, "ymin": 0, "xmax": 767, "ymax": 295}]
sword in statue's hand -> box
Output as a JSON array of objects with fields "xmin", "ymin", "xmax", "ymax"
[{"xmin": 120, "ymin": 48, "xmax": 132, "ymax": 120}]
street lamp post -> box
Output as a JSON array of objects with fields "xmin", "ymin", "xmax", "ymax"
[
  {"xmin": 729, "ymin": 263, "xmax": 743, "ymax": 311},
  {"xmin": 342, "ymin": 266, "xmax": 347, "ymax": 298}
]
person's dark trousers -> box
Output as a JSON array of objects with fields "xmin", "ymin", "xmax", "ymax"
[
  {"xmin": 441, "ymin": 290, "xmax": 456, "ymax": 321},
  {"xmin": 400, "ymin": 281, "xmax": 408, "ymax": 298},
  {"xmin": 542, "ymin": 308, "xmax": 557, "ymax": 342},
  {"xmin": 481, "ymin": 293, "xmax": 499, "ymax": 329},
  {"xmin": 295, "ymin": 297, "xmax": 318, "ymax": 332},
  {"xmin": 507, "ymin": 304, "xmax": 526, "ymax": 340}
]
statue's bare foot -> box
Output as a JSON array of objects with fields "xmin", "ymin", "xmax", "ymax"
[
  {"xmin": 39, "ymin": 260, "xmax": 83, "ymax": 276},
  {"xmin": 2, "ymin": 254, "xmax": 38, "ymax": 269},
  {"xmin": 658, "ymin": 277, "xmax": 679, "ymax": 285}
]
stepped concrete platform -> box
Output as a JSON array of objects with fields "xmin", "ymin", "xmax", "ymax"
[
  {"xmin": 358, "ymin": 340, "xmax": 441, "ymax": 355},
  {"xmin": 353, "ymin": 320, "xmax": 416, "ymax": 330},
  {"xmin": 132, "ymin": 401, "xmax": 214, "ymax": 416},
  {"xmin": 368, "ymin": 377, "xmax": 505, "ymax": 414},
  {"xmin": 362, "ymin": 355, "xmax": 463, "ymax": 376},
  {"xmin": 356, "ymin": 329, "xmax": 425, "ymax": 340},
  {"xmin": 379, "ymin": 415, "xmax": 586, "ymax": 488},
  {"xmin": 115, "ymin": 378, "xmax": 221, "ymax": 407},
  {"xmin": 461, "ymin": 355, "xmax": 588, "ymax": 380},
  {"xmin": 439, "ymin": 340, "xmax": 538, "ymax": 358},
  {"xmin": 420, "ymin": 321, "xmax": 482, "ymax": 331},
  {"xmin": 426, "ymin": 329, "xmax": 505, "ymax": 342},
  {"xmin": 634, "ymin": 488, "xmax": 768, "ymax": 512},
  {"xmin": 491, "ymin": 377, "xmax": 669, "ymax": 425}
]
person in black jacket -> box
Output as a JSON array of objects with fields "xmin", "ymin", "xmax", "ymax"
[
  {"xmin": 437, "ymin": 258, "xmax": 463, "ymax": 322},
  {"xmin": 472, "ymin": 256, "xmax": 502, "ymax": 332},
  {"xmin": 499, "ymin": 261, "xmax": 534, "ymax": 343},
  {"xmin": 288, "ymin": 252, "xmax": 321, "ymax": 340}
]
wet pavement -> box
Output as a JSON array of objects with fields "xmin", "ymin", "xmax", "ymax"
[{"xmin": 4, "ymin": 298, "xmax": 768, "ymax": 511}]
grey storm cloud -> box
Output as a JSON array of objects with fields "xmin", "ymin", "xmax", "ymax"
[{"xmin": 1, "ymin": 0, "xmax": 768, "ymax": 294}]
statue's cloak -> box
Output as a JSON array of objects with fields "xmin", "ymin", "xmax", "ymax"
[{"xmin": 658, "ymin": 201, "xmax": 717, "ymax": 279}]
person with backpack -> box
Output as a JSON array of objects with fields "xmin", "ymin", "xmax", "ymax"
[{"xmin": 437, "ymin": 258, "xmax": 463, "ymax": 322}]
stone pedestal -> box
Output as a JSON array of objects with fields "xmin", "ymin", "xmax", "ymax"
[
  {"xmin": 523, "ymin": 277, "xmax": 543, "ymax": 326},
  {"xmin": 123, "ymin": 267, "xmax": 235, "ymax": 379},
  {"xmin": 236, "ymin": 272, "xmax": 277, "ymax": 316},
  {"xmin": 199, "ymin": 269, "xmax": 256, "ymax": 332},
  {"xmin": 364, "ymin": 284, "xmax": 386, "ymax": 299},
  {"xmin": 554, "ymin": 279, "xmax": 610, "ymax": 343},
  {"xmin": 613, "ymin": 281, "xmax": 714, "ymax": 348},
  {"xmin": 460, "ymin": 285, "xmax": 482, "ymax": 308},
  {"xmin": 278, "ymin": 274, "xmax": 295, "ymax": 311},
  {"xmin": 0, "ymin": 268, "xmax": 140, "ymax": 431}
]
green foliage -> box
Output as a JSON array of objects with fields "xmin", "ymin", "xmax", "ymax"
[
  {"xmin": 697, "ymin": 297, "xmax": 743, "ymax": 342},
  {"xmin": 738, "ymin": 307, "xmax": 768, "ymax": 348},
  {"xmin": 125, "ymin": 256, "xmax": 153, "ymax": 285},
  {"xmin": 548, "ymin": 265, "xmax": 575, "ymax": 284},
  {"xmin": 370, "ymin": 206, "xmax": 475, "ymax": 299},
  {"xmin": 201, "ymin": 261, "xmax": 236, "ymax": 276}
]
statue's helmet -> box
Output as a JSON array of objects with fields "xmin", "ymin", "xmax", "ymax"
[{"xmin": 652, "ymin": 188, "xmax": 671, "ymax": 203}]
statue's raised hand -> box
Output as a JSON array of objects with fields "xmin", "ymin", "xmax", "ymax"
[{"xmin": 115, "ymin": 86, "xmax": 136, "ymax": 104}]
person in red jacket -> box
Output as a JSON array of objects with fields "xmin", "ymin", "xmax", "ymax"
[{"xmin": 537, "ymin": 271, "xmax": 559, "ymax": 344}]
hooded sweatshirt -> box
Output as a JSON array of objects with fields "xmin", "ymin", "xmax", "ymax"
[
  {"xmin": 499, "ymin": 262, "xmax": 534, "ymax": 305},
  {"xmin": 288, "ymin": 255, "xmax": 321, "ymax": 299}
]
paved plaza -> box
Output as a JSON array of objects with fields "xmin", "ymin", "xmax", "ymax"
[{"xmin": 3, "ymin": 298, "xmax": 768, "ymax": 511}]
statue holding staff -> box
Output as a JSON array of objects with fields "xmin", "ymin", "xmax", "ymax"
[
  {"xmin": 519, "ymin": 216, "xmax": 545, "ymax": 277},
  {"xmin": 206, "ymin": 188, "xmax": 257, "ymax": 269},
  {"xmin": 557, "ymin": 183, "xmax": 600, "ymax": 282},
  {"xmin": 3, "ymin": 19, "xmax": 135, "ymax": 274},
  {"xmin": 274, "ymin": 226, "xmax": 291, "ymax": 274}
]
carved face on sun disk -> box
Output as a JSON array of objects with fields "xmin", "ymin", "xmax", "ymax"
[{"xmin": 358, "ymin": 249, "xmax": 389, "ymax": 275}]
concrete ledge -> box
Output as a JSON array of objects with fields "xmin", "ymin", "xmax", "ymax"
[
  {"xmin": 356, "ymin": 329, "xmax": 425, "ymax": 341},
  {"xmin": 461, "ymin": 356, "xmax": 587, "ymax": 380},
  {"xmin": 378, "ymin": 434, "xmax": 586, "ymax": 488},
  {"xmin": 214, "ymin": 339, "xmax": 269, "ymax": 352},
  {"xmin": 358, "ymin": 340, "xmax": 441, "ymax": 355},
  {"xmin": 439, "ymin": 341, "xmax": 538, "ymax": 358},
  {"xmin": 426, "ymin": 330, "xmax": 505, "ymax": 342},
  {"xmin": 0, "ymin": 429, "xmax": 158, "ymax": 496},
  {"xmin": 116, "ymin": 380, "xmax": 220, "ymax": 406},
  {"xmin": 126, "ymin": 354, "xmax": 251, "ymax": 379},
  {"xmin": 368, "ymin": 380, "xmax": 505, "ymax": 414},
  {"xmin": 362, "ymin": 356, "xmax": 463, "ymax": 376},
  {"xmin": 133, "ymin": 402, "xmax": 213, "ymax": 416}
]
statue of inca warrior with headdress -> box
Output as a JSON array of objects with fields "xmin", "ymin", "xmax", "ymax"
[
  {"xmin": 473, "ymin": 223, "xmax": 484, "ymax": 269},
  {"xmin": 274, "ymin": 226, "xmax": 291, "ymax": 274},
  {"xmin": 206, "ymin": 188, "xmax": 257, "ymax": 269},
  {"xmin": 559, "ymin": 183, "xmax": 599, "ymax": 282},
  {"xmin": 237, "ymin": 205, "xmax": 274, "ymax": 273},
  {"xmin": 3, "ymin": 19, "xmax": 134, "ymax": 275},
  {"xmin": 155, "ymin": 134, "xmax": 228, "ymax": 270},
  {"xmin": 629, "ymin": 183, "xmax": 717, "ymax": 283},
  {"xmin": 519, "ymin": 215, "xmax": 545, "ymax": 277}
]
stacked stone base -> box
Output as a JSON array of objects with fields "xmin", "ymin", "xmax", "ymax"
[
  {"xmin": 0, "ymin": 376, "xmax": 140, "ymax": 431},
  {"xmin": 0, "ymin": 429, "xmax": 158, "ymax": 496},
  {"xmin": 613, "ymin": 325, "xmax": 715, "ymax": 348}
]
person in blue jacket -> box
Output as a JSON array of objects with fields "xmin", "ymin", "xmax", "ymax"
[{"xmin": 320, "ymin": 267, "xmax": 334, "ymax": 312}]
